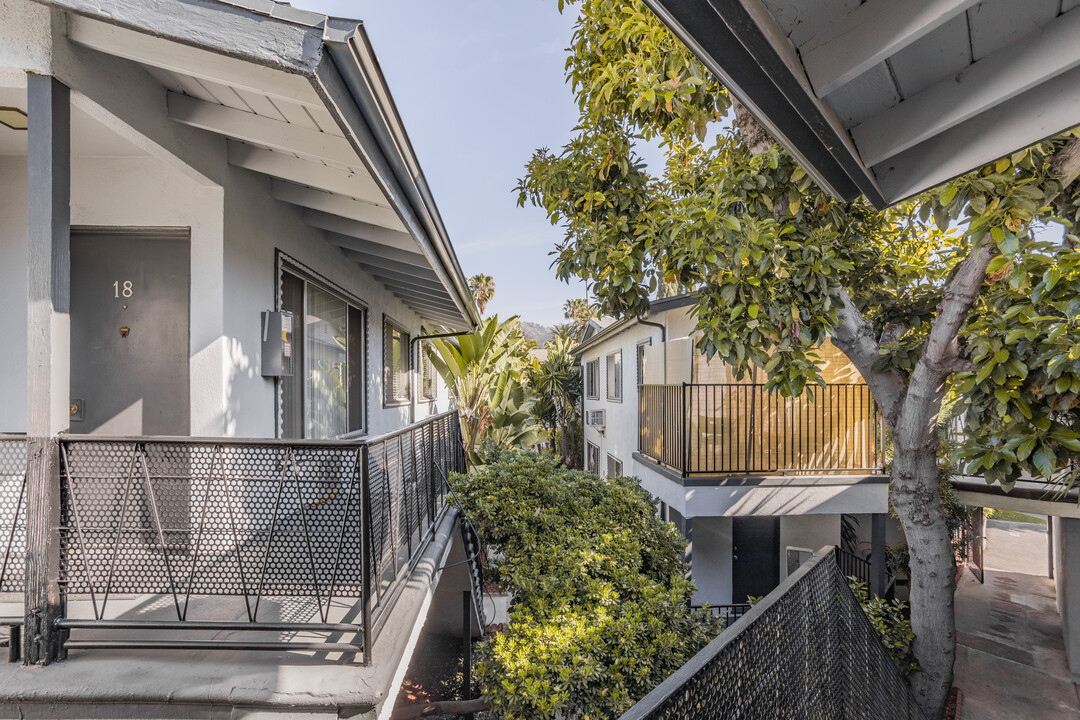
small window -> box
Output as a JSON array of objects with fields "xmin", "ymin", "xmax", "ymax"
[
  {"xmin": 419, "ymin": 342, "xmax": 436, "ymax": 401},
  {"xmin": 384, "ymin": 318, "xmax": 410, "ymax": 406},
  {"xmin": 586, "ymin": 441, "xmax": 600, "ymax": 473},
  {"xmin": 636, "ymin": 339, "xmax": 652, "ymax": 386},
  {"xmin": 606, "ymin": 351, "xmax": 622, "ymax": 401},
  {"xmin": 585, "ymin": 359, "xmax": 600, "ymax": 399},
  {"xmin": 607, "ymin": 454, "xmax": 623, "ymax": 478}
]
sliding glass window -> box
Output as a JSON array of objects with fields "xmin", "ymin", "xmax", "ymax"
[{"xmin": 281, "ymin": 268, "xmax": 365, "ymax": 439}]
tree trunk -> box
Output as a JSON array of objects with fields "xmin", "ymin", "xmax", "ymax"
[{"xmin": 890, "ymin": 418, "xmax": 956, "ymax": 719}]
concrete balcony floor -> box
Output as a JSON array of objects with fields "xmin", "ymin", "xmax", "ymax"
[{"xmin": 0, "ymin": 512, "xmax": 462, "ymax": 719}]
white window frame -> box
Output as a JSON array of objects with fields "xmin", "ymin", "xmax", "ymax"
[
  {"xmin": 585, "ymin": 358, "xmax": 600, "ymax": 400},
  {"xmin": 383, "ymin": 316, "xmax": 411, "ymax": 407},
  {"xmin": 606, "ymin": 350, "xmax": 623, "ymax": 402},
  {"xmin": 606, "ymin": 453, "xmax": 623, "ymax": 478},
  {"xmin": 586, "ymin": 441, "xmax": 600, "ymax": 473}
]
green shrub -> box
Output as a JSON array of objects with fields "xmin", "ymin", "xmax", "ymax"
[
  {"xmin": 451, "ymin": 447, "xmax": 717, "ymax": 719},
  {"xmin": 848, "ymin": 579, "xmax": 919, "ymax": 675}
]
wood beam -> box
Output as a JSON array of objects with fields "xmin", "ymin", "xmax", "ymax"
[
  {"xmin": 323, "ymin": 231, "xmax": 429, "ymax": 268},
  {"xmin": 875, "ymin": 64, "xmax": 1080, "ymax": 202},
  {"xmin": 374, "ymin": 281, "xmax": 459, "ymax": 310},
  {"xmin": 304, "ymin": 209, "xmax": 417, "ymax": 253},
  {"xmin": 363, "ymin": 266, "xmax": 449, "ymax": 294},
  {"xmin": 853, "ymin": 7, "xmax": 1080, "ymax": 166},
  {"xmin": 801, "ymin": 0, "xmax": 980, "ymax": 97},
  {"xmin": 339, "ymin": 248, "xmax": 440, "ymax": 281},
  {"xmin": 24, "ymin": 73, "xmax": 69, "ymax": 666},
  {"xmin": 228, "ymin": 141, "xmax": 385, "ymax": 206},
  {"xmin": 269, "ymin": 180, "xmax": 406, "ymax": 233},
  {"xmin": 168, "ymin": 92, "xmax": 358, "ymax": 168}
]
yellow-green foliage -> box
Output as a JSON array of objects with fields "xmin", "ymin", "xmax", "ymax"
[{"xmin": 451, "ymin": 447, "xmax": 717, "ymax": 719}]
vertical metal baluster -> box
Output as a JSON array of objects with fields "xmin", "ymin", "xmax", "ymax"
[
  {"xmin": 360, "ymin": 444, "xmax": 373, "ymax": 664},
  {"xmin": 100, "ymin": 444, "xmax": 140, "ymax": 620},
  {"xmin": 287, "ymin": 451, "xmax": 325, "ymax": 623},
  {"xmin": 253, "ymin": 448, "xmax": 291, "ymax": 622},
  {"xmin": 397, "ymin": 434, "xmax": 411, "ymax": 559},
  {"xmin": 181, "ymin": 445, "xmax": 220, "ymax": 621},
  {"xmin": 222, "ymin": 450, "xmax": 254, "ymax": 622},
  {"xmin": 57, "ymin": 444, "xmax": 98, "ymax": 620},
  {"xmin": 137, "ymin": 446, "xmax": 183, "ymax": 621}
]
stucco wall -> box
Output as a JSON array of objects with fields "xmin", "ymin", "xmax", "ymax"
[
  {"xmin": 779, "ymin": 514, "xmax": 840, "ymax": 580},
  {"xmin": 0, "ymin": 21, "xmax": 448, "ymax": 438},
  {"xmin": 691, "ymin": 516, "xmax": 733, "ymax": 605}
]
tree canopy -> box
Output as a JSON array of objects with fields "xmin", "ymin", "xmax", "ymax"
[{"xmin": 516, "ymin": 1, "xmax": 1080, "ymax": 715}]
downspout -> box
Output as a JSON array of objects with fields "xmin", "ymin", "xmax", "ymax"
[
  {"xmin": 410, "ymin": 330, "xmax": 473, "ymax": 426},
  {"xmin": 636, "ymin": 315, "xmax": 667, "ymax": 383}
]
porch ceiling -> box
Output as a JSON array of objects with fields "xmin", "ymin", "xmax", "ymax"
[
  {"xmin": 51, "ymin": 3, "xmax": 476, "ymax": 329},
  {"xmin": 643, "ymin": 0, "xmax": 1080, "ymax": 208}
]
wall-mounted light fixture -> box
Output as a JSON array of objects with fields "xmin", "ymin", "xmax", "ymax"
[{"xmin": 0, "ymin": 107, "xmax": 28, "ymax": 131}]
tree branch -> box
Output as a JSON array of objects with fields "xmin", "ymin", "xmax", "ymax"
[
  {"xmin": 829, "ymin": 287, "xmax": 907, "ymax": 427},
  {"xmin": 879, "ymin": 321, "xmax": 907, "ymax": 347},
  {"xmin": 1051, "ymin": 136, "xmax": 1080, "ymax": 190},
  {"xmin": 391, "ymin": 698, "xmax": 491, "ymax": 720},
  {"xmin": 900, "ymin": 241, "xmax": 996, "ymax": 449},
  {"xmin": 731, "ymin": 97, "xmax": 773, "ymax": 156}
]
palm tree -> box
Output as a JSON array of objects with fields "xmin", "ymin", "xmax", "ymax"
[
  {"xmin": 563, "ymin": 298, "xmax": 597, "ymax": 330},
  {"xmin": 469, "ymin": 274, "xmax": 496, "ymax": 315},
  {"xmin": 550, "ymin": 322, "xmax": 580, "ymax": 342}
]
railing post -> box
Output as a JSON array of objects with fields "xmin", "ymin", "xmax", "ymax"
[
  {"xmin": 681, "ymin": 383, "xmax": 689, "ymax": 477},
  {"xmin": 360, "ymin": 444, "xmax": 373, "ymax": 664},
  {"xmin": 24, "ymin": 73, "xmax": 71, "ymax": 666}
]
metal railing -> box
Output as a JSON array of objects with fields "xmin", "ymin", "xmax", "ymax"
[
  {"xmin": 835, "ymin": 546, "xmax": 872, "ymax": 587},
  {"xmin": 639, "ymin": 383, "xmax": 885, "ymax": 476},
  {"xmin": 690, "ymin": 603, "xmax": 750, "ymax": 631},
  {"xmin": 619, "ymin": 546, "xmax": 927, "ymax": 720},
  {"xmin": 0, "ymin": 436, "xmax": 27, "ymax": 594},
  {"xmin": 47, "ymin": 411, "xmax": 464, "ymax": 661}
]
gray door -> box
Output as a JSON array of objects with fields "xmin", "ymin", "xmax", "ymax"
[{"xmin": 70, "ymin": 229, "xmax": 190, "ymax": 436}]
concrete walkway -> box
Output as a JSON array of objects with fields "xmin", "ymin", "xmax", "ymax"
[{"xmin": 953, "ymin": 519, "xmax": 1080, "ymax": 719}]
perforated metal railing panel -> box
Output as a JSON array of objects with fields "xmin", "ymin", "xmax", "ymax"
[
  {"xmin": 620, "ymin": 548, "xmax": 927, "ymax": 720},
  {"xmin": 59, "ymin": 440, "xmax": 366, "ymax": 620},
  {"xmin": 0, "ymin": 436, "xmax": 27, "ymax": 593}
]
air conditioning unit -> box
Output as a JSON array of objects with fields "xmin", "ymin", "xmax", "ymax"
[{"xmin": 587, "ymin": 410, "xmax": 606, "ymax": 432}]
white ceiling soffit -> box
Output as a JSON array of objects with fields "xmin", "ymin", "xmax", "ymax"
[
  {"xmin": 56, "ymin": 2, "xmax": 473, "ymax": 327},
  {"xmin": 644, "ymin": 0, "xmax": 1080, "ymax": 208}
]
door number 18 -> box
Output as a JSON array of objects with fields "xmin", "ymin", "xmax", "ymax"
[{"xmin": 113, "ymin": 280, "xmax": 133, "ymax": 298}]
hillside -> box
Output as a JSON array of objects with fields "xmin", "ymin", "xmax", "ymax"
[{"xmin": 519, "ymin": 320, "xmax": 554, "ymax": 345}]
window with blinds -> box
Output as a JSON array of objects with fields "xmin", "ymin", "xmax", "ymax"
[
  {"xmin": 280, "ymin": 267, "xmax": 365, "ymax": 439},
  {"xmin": 384, "ymin": 318, "xmax": 410, "ymax": 405}
]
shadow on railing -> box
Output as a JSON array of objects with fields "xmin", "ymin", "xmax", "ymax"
[
  {"xmin": 620, "ymin": 546, "xmax": 927, "ymax": 720},
  {"xmin": 639, "ymin": 384, "xmax": 885, "ymax": 476},
  {"xmin": 43, "ymin": 411, "xmax": 465, "ymax": 662}
]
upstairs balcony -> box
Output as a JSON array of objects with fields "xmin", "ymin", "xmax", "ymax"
[{"xmin": 639, "ymin": 383, "xmax": 886, "ymax": 477}]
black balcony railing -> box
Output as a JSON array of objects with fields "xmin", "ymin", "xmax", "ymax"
[
  {"xmin": 835, "ymin": 546, "xmax": 872, "ymax": 587},
  {"xmin": 0, "ymin": 411, "xmax": 470, "ymax": 662},
  {"xmin": 640, "ymin": 383, "xmax": 885, "ymax": 476},
  {"xmin": 619, "ymin": 546, "xmax": 927, "ymax": 720},
  {"xmin": 690, "ymin": 603, "xmax": 750, "ymax": 631}
]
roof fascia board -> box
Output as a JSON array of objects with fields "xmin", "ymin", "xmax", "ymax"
[
  {"xmin": 641, "ymin": 0, "xmax": 887, "ymax": 209},
  {"xmin": 316, "ymin": 40, "xmax": 477, "ymax": 330},
  {"xmin": 40, "ymin": 0, "xmax": 322, "ymax": 75}
]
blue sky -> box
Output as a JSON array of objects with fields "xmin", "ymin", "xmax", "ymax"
[{"xmin": 291, "ymin": 0, "xmax": 588, "ymax": 327}]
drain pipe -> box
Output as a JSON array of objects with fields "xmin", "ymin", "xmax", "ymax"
[
  {"xmin": 410, "ymin": 330, "xmax": 472, "ymax": 426},
  {"xmin": 636, "ymin": 315, "xmax": 667, "ymax": 383}
]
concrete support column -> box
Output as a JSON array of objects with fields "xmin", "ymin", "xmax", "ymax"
[
  {"xmin": 23, "ymin": 72, "xmax": 70, "ymax": 665},
  {"xmin": 1053, "ymin": 517, "xmax": 1080, "ymax": 682},
  {"xmin": 870, "ymin": 512, "xmax": 887, "ymax": 597}
]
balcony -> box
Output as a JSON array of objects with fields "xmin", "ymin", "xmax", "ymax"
[{"xmin": 639, "ymin": 383, "xmax": 885, "ymax": 477}]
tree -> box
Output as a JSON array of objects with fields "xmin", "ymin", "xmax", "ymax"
[
  {"xmin": 550, "ymin": 321, "xmax": 581, "ymax": 342},
  {"xmin": 515, "ymin": 1, "xmax": 1080, "ymax": 716},
  {"xmin": 527, "ymin": 336, "xmax": 583, "ymax": 467},
  {"xmin": 468, "ymin": 273, "xmax": 496, "ymax": 315},
  {"xmin": 426, "ymin": 315, "xmax": 544, "ymax": 466},
  {"xmin": 563, "ymin": 297, "xmax": 597, "ymax": 329},
  {"xmin": 451, "ymin": 447, "xmax": 716, "ymax": 719}
]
